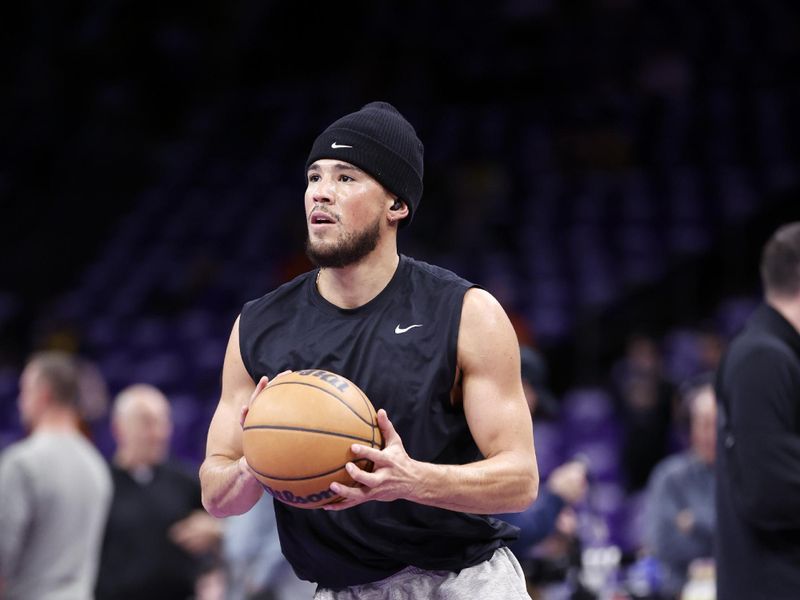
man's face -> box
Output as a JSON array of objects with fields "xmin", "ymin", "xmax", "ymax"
[
  {"xmin": 115, "ymin": 393, "xmax": 173, "ymax": 467},
  {"xmin": 304, "ymin": 159, "xmax": 393, "ymax": 268},
  {"xmin": 691, "ymin": 388, "xmax": 717, "ymax": 465},
  {"xmin": 17, "ymin": 364, "xmax": 46, "ymax": 429}
]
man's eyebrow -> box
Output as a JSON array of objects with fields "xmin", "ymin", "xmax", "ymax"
[
  {"xmin": 306, "ymin": 162, "xmax": 364, "ymax": 173},
  {"xmin": 332, "ymin": 163, "xmax": 364, "ymax": 173}
]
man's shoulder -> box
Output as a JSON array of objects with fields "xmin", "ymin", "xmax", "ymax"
[
  {"xmin": 0, "ymin": 435, "xmax": 48, "ymax": 485},
  {"xmin": 648, "ymin": 451, "xmax": 694, "ymax": 488},
  {"xmin": 0, "ymin": 437, "xmax": 32, "ymax": 468},
  {"xmin": 726, "ymin": 327, "xmax": 798, "ymax": 375},
  {"xmin": 727, "ymin": 305, "xmax": 800, "ymax": 363},
  {"xmin": 242, "ymin": 270, "xmax": 315, "ymax": 313},
  {"xmin": 403, "ymin": 255, "xmax": 474, "ymax": 290},
  {"xmin": 0, "ymin": 431, "xmax": 57, "ymax": 461}
]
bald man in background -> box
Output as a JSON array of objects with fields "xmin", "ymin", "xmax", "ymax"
[{"xmin": 96, "ymin": 384, "xmax": 222, "ymax": 600}]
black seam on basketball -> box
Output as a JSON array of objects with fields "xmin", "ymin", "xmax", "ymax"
[
  {"xmin": 251, "ymin": 458, "xmax": 373, "ymax": 481},
  {"xmin": 243, "ymin": 424, "xmax": 375, "ymax": 445},
  {"xmin": 354, "ymin": 385, "xmax": 380, "ymax": 449},
  {"xmin": 264, "ymin": 380, "xmax": 374, "ymax": 426}
]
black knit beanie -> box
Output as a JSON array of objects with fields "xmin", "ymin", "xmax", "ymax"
[{"xmin": 305, "ymin": 101, "xmax": 424, "ymax": 227}]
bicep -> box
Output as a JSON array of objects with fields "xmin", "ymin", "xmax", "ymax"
[
  {"xmin": 458, "ymin": 288, "xmax": 535, "ymax": 460},
  {"xmin": 205, "ymin": 316, "xmax": 256, "ymax": 461}
]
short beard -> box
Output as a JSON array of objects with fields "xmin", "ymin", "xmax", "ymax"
[{"xmin": 305, "ymin": 218, "xmax": 382, "ymax": 269}]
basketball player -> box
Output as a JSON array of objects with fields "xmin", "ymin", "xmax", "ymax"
[
  {"xmin": 0, "ymin": 351, "xmax": 112, "ymax": 600},
  {"xmin": 715, "ymin": 222, "xmax": 800, "ymax": 599},
  {"xmin": 200, "ymin": 101, "xmax": 539, "ymax": 599}
]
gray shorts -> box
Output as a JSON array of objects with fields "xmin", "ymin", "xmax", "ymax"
[{"xmin": 313, "ymin": 546, "xmax": 531, "ymax": 600}]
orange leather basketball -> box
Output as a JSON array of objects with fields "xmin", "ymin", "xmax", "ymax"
[{"xmin": 243, "ymin": 369, "xmax": 383, "ymax": 509}]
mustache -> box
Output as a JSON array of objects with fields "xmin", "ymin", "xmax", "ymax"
[{"xmin": 310, "ymin": 206, "xmax": 340, "ymax": 222}]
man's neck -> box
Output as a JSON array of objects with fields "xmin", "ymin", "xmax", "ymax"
[
  {"xmin": 317, "ymin": 246, "xmax": 400, "ymax": 309},
  {"xmin": 113, "ymin": 452, "xmax": 157, "ymax": 480},
  {"xmin": 33, "ymin": 408, "xmax": 80, "ymax": 433},
  {"xmin": 767, "ymin": 293, "xmax": 800, "ymax": 335},
  {"xmin": 113, "ymin": 449, "xmax": 154, "ymax": 470}
]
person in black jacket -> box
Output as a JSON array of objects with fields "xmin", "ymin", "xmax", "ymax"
[
  {"xmin": 714, "ymin": 221, "xmax": 800, "ymax": 600},
  {"xmin": 96, "ymin": 384, "xmax": 222, "ymax": 600}
]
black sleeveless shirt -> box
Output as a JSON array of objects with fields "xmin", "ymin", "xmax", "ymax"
[{"xmin": 239, "ymin": 255, "xmax": 518, "ymax": 588}]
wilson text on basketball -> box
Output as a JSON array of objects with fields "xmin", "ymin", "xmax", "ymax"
[
  {"xmin": 261, "ymin": 482, "xmax": 338, "ymax": 506},
  {"xmin": 296, "ymin": 369, "xmax": 350, "ymax": 393}
]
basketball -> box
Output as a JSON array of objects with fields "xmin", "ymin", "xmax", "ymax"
[{"xmin": 242, "ymin": 369, "xmax": 383, "ymax": 509}]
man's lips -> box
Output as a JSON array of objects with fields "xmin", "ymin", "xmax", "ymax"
[{"xmin": 310, "ymin": 210, "xmax": 337, "ymax": 225}]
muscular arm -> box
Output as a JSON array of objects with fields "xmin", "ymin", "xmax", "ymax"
[
  {"xmin": 199, "ymin": 316, "xmax": 264, "ymax": 517},
  {"xmin": 427, "ymin": 287, "xmax": 539, "ymax": 512},
  {"xmin": 329, "ymin": 288, "xmax": 539, "ymax": 514}
]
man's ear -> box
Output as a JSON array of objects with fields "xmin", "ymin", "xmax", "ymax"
[{"xmin": 388, "ymin": 198, "xmax": 409, "ymax": 223}]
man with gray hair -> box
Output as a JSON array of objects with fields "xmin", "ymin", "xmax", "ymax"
[
  {"xmin": 0, "ymin": 351, "xmax": 112, "ymax": 600},
  {"xmin": 715, "ymin": 221, "xmax": 800, "ymax": 599}
]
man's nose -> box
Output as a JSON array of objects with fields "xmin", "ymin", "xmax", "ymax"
[{"xmin": 312, "ymin": 179, "xmax": 335, "ymax": 204}]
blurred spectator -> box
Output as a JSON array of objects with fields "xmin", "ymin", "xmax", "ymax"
[
  {"xmin": 0, "ymin": 351, "xmax": 112, "ymax": 599},
  {"xmin": 694, "ymin": 325, "xmax": 724, "ymax": 376},
  {"xmin": 520, "ymin": 344, "xmax": 561, "ymax": 420},
  {"xmin": 642, "ymin": 380, "xmax": 716, "ymax": 599},
  {"xmin": 75, "ymin": 357, "xmax": 111, "ymax": 431},
  {"xmin": 96, "ymin": 384, "xmax": 222, "ymax": 600},
  {"xmin": 222, "ymin": 492, "xmax": 316, "ymax": 600},
  {"xmin": 611, "ymin": 333, "xmax": 678, "ymax": 492},
  {"xmin": 496, "ymin": 346, "xmax": 588, "ymax": 588},
  {"xmin": 499, "ymin": 459, "xmax": 589, "ymax": 561}
]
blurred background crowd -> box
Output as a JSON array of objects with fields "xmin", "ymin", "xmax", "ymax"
[{"xmin": 1, "ymin": 0, "xmax": 799, "ymax": 598}]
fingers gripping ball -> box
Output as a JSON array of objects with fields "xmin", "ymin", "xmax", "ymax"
[{"xmin": 243, "ymin": 369, "xmax": 383, "ymax": 509}]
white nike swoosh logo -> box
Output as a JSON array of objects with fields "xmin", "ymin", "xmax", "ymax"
[
  {"xmin": 331, "ymin": 142, "xmax": 353, "ymax": 149},
  {"xmin": 395, "ymin": 324, "xmax": 423, "ymax": 334}
]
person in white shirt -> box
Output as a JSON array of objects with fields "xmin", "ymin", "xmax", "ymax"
[{"xmin": 0, "ymin": 350, "xmax": 112, "ymax": 600}]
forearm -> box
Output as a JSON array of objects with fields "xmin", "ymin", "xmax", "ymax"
[
  {"xmin": 200, "ymin": 454, "xmax": 263, "ymax": 518},
  {"xmin": 646, "ymin": 495, "xmax": 713, "ymax": 564},
  {"xmin": 652, "ymin": 520, "xmax": 712, "ymax": 564},
  {"xmin": 411, "ymin": 451, "xmax": 538, "ymax": 514}
]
